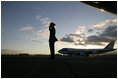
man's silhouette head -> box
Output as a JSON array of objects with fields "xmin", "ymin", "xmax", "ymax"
[
  {"xmin": 49, "ymin": 22, "xmax": 56, "ymax": 29},
  {"xmin": 50, "ymin": 22, "xmax": 56, "ymax": 26}
]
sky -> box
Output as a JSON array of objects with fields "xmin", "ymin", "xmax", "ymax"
[{"xmin": 1, "ymin": 1, "xmax": 117, "ymax": 55}]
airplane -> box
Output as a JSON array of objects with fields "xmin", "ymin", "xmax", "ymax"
[{"xmin": 58, "ymin": 40, "xmax": 116, "ymax": 56}]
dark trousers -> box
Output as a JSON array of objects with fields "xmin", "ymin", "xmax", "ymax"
[{"xmin": 49, "ymin": 42, "xmax": 55, "ymax": 59}]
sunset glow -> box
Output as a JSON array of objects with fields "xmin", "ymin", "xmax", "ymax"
[{"xmin": 1, "ymin": 1, "xmax": 117, "ymax": 55}]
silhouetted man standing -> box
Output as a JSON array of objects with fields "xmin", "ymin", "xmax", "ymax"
[{"xmin": 49, "ymin": 22, "xmax": 58, "ymax": 59}]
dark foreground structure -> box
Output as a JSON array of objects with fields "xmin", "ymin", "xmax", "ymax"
[
  {"xmin": 81, "ymin": 1, "xmax": 117, "ymax": 14},
  {"xmin": 1, "ymin": 54, "xmax": 117, "ymax": 78}
]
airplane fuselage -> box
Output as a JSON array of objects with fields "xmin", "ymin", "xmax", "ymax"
[
  {"xmin": 58, "ymin": 48, "xmax": 116, "ymax": 56},
  {"xmin": 58, "ymin": 41, "xmax": 116, "ymax": 56}
]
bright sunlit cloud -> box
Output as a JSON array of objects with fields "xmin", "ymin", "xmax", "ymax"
[
  {"xmin": 91, "ymin": 18, "xmax": 117, "ymax": 27},
  {"xmin": 100, "ymin": 9, "xmax": 105, "ymax": 12},
  {"xmin": 33, "ymin": 15, "xmax": 52, "ymax": 39},
  {"xmin": 19, "ymin": 24, "xmax": 34, "ymax": 31},
  {"xmin": 86, "ymin": 45, "xmax": 103, "ymax": 49},
  {"xmin": 40, "ymin": 17, "xmax": 51, "ymax": 27}
]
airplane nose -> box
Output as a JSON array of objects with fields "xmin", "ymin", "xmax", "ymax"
[
  {"xmin": 58, "ymin": 50, "xmax": 63, "ymax": 53},
  {"xmin": 58, "ymin": 50, "xmax": 61, "ymax": 53}
]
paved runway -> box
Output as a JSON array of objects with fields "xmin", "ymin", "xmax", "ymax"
[{"xmin": 1, "ymin": 51, "xmax": 117, "ymax": 78}]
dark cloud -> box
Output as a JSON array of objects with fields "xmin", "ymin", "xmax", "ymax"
[
  {"xmin": 100, "ymin": 25, "xmax": 117, "ymax": 38},
  {"xmin": 69, "ymin": 34, "xmax": 85, "ymax": 39},
  {"xmin": 94, "ymin": 27, "xmax": 101, "ymax": 30},
  {"xmin": 69, "ymin": 34, "xmax": 81, "ymax": 37},
  {"xmin": 60, "ymin": 25, "xmax": 117, "ymax": 46},
  {"xmin": 86, "ymin": 35, "xmax": 112, "ymax": 42},
  {"xmin": 60, "ymin": 35, "xmax": 74, "ymax": 42},
  {"xmin": 87, "ymin": 29, "xmax": 93, "ymax": 32},
  {"xmin": 86, "ymin": 25, "xmax": 117, "ymax": 43},
  {"xmin": 60, "ymin": 33, "xmax": 86, "ymax": 43},
  {"xmin": 96, "ymin": 32, "xmax": 100, "ymax": 35},
  {"xmin": 74, "ymin": 42, "xmax": 86, "ymax": 46}
]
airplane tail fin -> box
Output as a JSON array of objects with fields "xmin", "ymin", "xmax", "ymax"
[{"xmin": 104, "ymin": 40, "xmax": 115, "ymax": 49}]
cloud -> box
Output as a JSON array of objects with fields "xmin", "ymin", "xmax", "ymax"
[
  {"xmin": 36, "ymin": 15, "xmax": 51, "ymax": 27},
  {"xmin": 36, "ymin": 15, "xmax": 41, "ymax": 20},
  {"xmin": 60, "ymin": 26, "xmax": 87, "ymax": 44},
  {"xmin": 60, "ymin": 33, "xmax": 86, "ymax": 45},
  {"xmin": 60, "ymin": 25, "xmax": 117, "ymax": 46},
  {"xmin": 86, "ymin": 35, "xmax": 112, "ymax": 42},
  {"xmin": 1, "ymin": 49, "xmax": 26, "ymax": 55},
  {"xmin": 32, "ymin": 39, "xmax": 45, "ymax": 43},
  {"xmin": 87, "ymin": 29, "xmax": 93, "ymax": 32},
  {"xmin": 75, "ymin": 26, "xmax": 86, "ymax": 34},
  {"xmin": 69, "ymin": 34, "xmax": 82, "ymax": 37},
  {"xmin": 79, "ymin": 26, "xmax": 85, "ymax": 29},
  {"xmin": 91, "ymin": 18, "xmax": 117, "ymax": 27},
  {"xmin": 34, "ymin": 16, "xmax": 52, "ymax": 39},
  {"xmin": 40, "ymin": 17, "xmax": 51, "ymax": 27},
  {"xmin": 69, "ymin": 34, "xmax": 86, "ymax": 41},
  {"xmin": 73, "ymin": 35, "xmax": 107, "ymax": 46},
  {"xmin": 32, "ymin": 39, "xmax": 48, "ymax": 45},
  {"xmin": 77, "ymin": 25, "xmax": 117, "ymax": 46},
  {"xmin": 85, "ymin": 41, "xmax": 104, "ymax": 45},
  {"xmin": 60, "ymin": 35, "xmax": 74, "ymax": 43},
  {"xmin": 100, "ymin": 25, "xmax": 117, "ymax": 38},
  {"xmin": 19, "ymin": 24, "xmax": 33, "ymax": 31},
  {"xmin": 18, "ymin": 14, "xmax": 51, "ymax": 45},
  {"xmin": 86, "ymin": 25, "xmax": 117, "ymax": 43},
  {"xmin": 74, "ymin": 42, "xmax": 86, "ymax": 46},
  {"xmin": 36, "ymin": 27, "xmax": 49, "ymax": 38}
]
